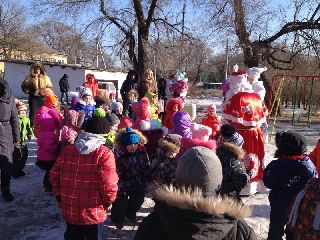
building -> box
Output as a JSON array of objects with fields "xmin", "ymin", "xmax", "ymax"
[
  {"xmin": 0, "ymin": 48, "xmax": 68, "ymax": 76},
  {"xmin": 2, "ymin": 59, "xmax": 127, "ymax": 99}
]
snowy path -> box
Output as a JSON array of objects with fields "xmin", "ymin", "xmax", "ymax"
[{"xmin": 1, "ymin": 97, "xmax": 319, "ymax": 239}]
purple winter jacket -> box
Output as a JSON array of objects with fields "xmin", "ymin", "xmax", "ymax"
[{"xmin": 171, "ymin": 111, "xmax": 192, "ymax": 139}]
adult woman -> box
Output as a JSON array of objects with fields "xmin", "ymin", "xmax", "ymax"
[
  {"xmin": 0, "ymin": 78, "xmax": 20, "ymax": 202},
  {"xmin": 21, "ymin": 62, "xmax": 53, "ymax": 127}
]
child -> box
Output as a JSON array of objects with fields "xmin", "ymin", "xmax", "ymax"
[
  {"xmin": 34, "ymin": 88, "xmax": 61, "ymax": 192},
  {"xmin": 263, "ymin": 131, "xmax": 317, "ymax": 240},
  {"xmin": 50, "ymin": 116, "xmax": 118, "ymax": 240},
  {"xmin": 216, "ymin": 124, "xmax": 249, "ymax": 201},
  {"xmin": 201, "ymin": 103, "xmax": 222, "ymax": 139},
  {"xmin": 162, "ymin": 98, "xmax": 182, "ymax": 131},
  {"xmin": 124, "ymin": 89, "xmax": 139, "ymax": 120},
  {"xmin": 111, "ymin": 101, "xmax": 123, "ymax": 120},
  {"xmin": 104, "ymin": 113, "xmax": 120, "ymax": 151},
  {"xmin": 145, "ymin": 91, "xmax": 161, "ymax": 124},
  {"xmin": 151, "ymin": 134, "xmax": 181, "ymax": 185},
  {"xmin": 12, "ymin": 100, "xmax": 33, "ymax": 178},
  {"xmin": 111, "ymin": 127, "xmax": 150, "ymax": 229},
  {"xmin": 171, "ymin": 111, "xmax": 192, "ymax": 139},
  {"xmin": 74, "ymin": 87, "xmax": 96, "ymax": 125},
  {"xmin": 95, "ymin": 89, "xmax": 110, "ymax": 108},
  {"xmin": 139, "ymin": 68, "xmax": 157, "ymax": 97},
  {"xmin": 60, "ymin": 109, "xmax": 82, "ymax": 148},
  {"xmin": 109, "ymin": 92, "xmax": 117, "ymax": 103},
  {"xmin": 309, "ymin": 138, "xmax": 320, "ymax": 173}
]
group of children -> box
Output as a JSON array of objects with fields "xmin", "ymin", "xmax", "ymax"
[{"xmin": 10, "ymin": 69, "xmax": 320, "ymax": 240}]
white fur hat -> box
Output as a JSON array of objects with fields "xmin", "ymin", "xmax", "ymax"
[{"xmin": 247, "ymin": 67, "xmax": 267, "ymax": 81}]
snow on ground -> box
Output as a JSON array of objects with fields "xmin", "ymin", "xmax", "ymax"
[{"xmin": 0, "ymin": 97, "xmax": 319, "ymax": 240}]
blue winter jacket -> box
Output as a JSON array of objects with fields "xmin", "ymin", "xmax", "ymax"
[{"xmin": 263, "ymin": 155, "xmax": 317, "ymax": 207}]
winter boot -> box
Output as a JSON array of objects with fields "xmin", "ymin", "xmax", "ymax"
[{"xmin": 1, "ymin": 187, "xmax": 14, "ymax": 202}]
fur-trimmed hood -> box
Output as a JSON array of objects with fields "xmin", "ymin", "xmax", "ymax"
[
  {"xmin": 216, "ymin": 142, "xmax": 245, "ymax": 160},
  {"xmin": 30, "ymin": 62, "xmax": 47, "ymax": 77},
  {"xmin": 153, "ymin": 185, "xmax": 251, "ymax": 219},
  {"xmin": 114, "ymin": 128, "xmax": 147, "ymax": 150}
]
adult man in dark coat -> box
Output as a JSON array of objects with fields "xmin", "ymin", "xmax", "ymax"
[
  {"xmin": 135, "ymin": 147, "xmax": 257, "ymax": 240},
  {"xmin": 59, "ymin": 74, "xmax": 70, "ymax": 105},
  {"xmin": 120, "ymin": 70, "xmax": 139, "ymax": 105},
  {"xmin": 0, "ymin": 78, "xmax": 20, "ymax": 202}
]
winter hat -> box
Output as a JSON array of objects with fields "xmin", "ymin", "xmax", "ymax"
[
  {"xmin": 64, "ymin": 109, "xmax": 79, "ymax": 127},
  {"xmin": 275, "ymin": 131, "xmax": 307, "ymax": 156},
  {"xmin": 44, "ymin": 88, "xmax": 58, "ymax": 106},
  {"xmin": 145, "ymin": 91, "xmax": 157, "ymax": 103},
  {"xmin": 111, "ymin": 101, "xmax": 123, "ymax": 111},
  {"xmin": 106, "ymin": 113, "xmax": 120, "ymax": 126},
  {"xmin": 80, "ymin": 87, "xmax": 93, "ymax": 98},
  {"xmin": 191, "ymin": 123, "xmax": 212, "ymax": 141},
  {"xmin": 220, "ymin": 124, "xmax": 244, "ymax": 147},
  {"xmin": 159, "ymin": 134, "xmax": 182, "ymax": 154},
  {"xmin": 94, "ymin": 108, "xmax": 106, "ymax": 118},
  {"xmin": 121, "ymin": 127, "xmax": 140, "ymax": 146},
  {"xmin": 85, "ymin": 73, "xmax": 96, "ymax": 82},
  {"xmin": 175, "ymin": 146, "xmax": 222, "ymax": 197},
  {"xmin": 119, "ymin": 117, "xmax": 134, "ymax": 129},
  {"xmin": 165, "ymin": 98, "xmax": 182, "ymax": 112},
  {"xmin": 127, "ymin": 89, "xmax": 139, "ymax": 100},
  {"xmin": 109, "ymin": 92, "xmax": 116, "ymax": 99},
  {"xmin": 84, "ymin": 116, "xmax": 110, "ymax": 134},
  {"xmin": 247, "ymin": 67, "xmax": 267, "ymax": 82},
  {"xmin": 16, "ymin": 100, "xmax": 27, "ymax": 113},
  {"xmin": 207, "ymin": 104, "xmax": 216, "ymax": 112}
]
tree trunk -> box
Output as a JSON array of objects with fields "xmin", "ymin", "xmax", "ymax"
[{"xmin": 137, "ymin": 29, "xmax": 150, "ymax": 76}]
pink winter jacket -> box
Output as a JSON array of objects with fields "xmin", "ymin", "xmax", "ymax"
[{"xmin": 35, "ymin": 105, "xmax": 61, "ymax": 161}]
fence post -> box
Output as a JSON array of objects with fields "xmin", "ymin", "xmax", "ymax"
[
  {"xmin": 292, "ymin": 77, "xmax": 299, "ymax": 125},
  {"xmin": 307, "ymin": 78, "xmax": 314, "ymax": 127}
]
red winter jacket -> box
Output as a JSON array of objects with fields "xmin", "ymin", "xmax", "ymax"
[
  {"xmin": 83, "ymin": 76, "xmax": 99, "ymax": 97},
  {"xmin": 50, "ymin": 134, "xmax": 118, "ymax": 225},
  {"xmin": 309, "ymin": 139, "xmax": 320, "ymax": 174},
  {"xmin": 201, "ymin": 114, "xmax": 222, "ymax": 138},
  {"xmin": 162, "ymin": 98, "xmax": 182, "ymax": 131}
]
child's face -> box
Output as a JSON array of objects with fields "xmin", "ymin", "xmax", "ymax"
[
  {"xmin": 82, "ymin": 95, "xmax": 92, "ymax": 104},
  {"xmin": 125, "ymin": 144, "xmax": 138, "ymax": 153},
  {"xmin": 208, "ymin": 109, "xmax": 216, "ymax": 116},
  {"xmin": 110, "ymin": 125, "xmax": 118, "ymax": 133},
  {"xmin": 117, "ymin": 107, "xmax": 123, "ymax": 115},
  {"xmin": 172, "ymin": 104, "xmax": 179, "ymax": 112},
  {"xmin": 128, "ymin": 95, "xmax": 137, "ymax": 101},
  {"xmin": 19, "ymin": 110, "xmax": 27, "ymax": 116},
  {"xmin": 145, "ymin": 70, "xmax": 153, "ymax": 80}
]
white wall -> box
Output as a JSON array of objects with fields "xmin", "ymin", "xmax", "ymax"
[
  {"xmin": 3, "ymin": 61, "xmax": 127, "ymax": 99},
  {"xmin": 85, "ymin": 70, "xmax": 127, "ymax": 97}
]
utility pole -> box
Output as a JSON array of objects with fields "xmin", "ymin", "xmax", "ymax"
[
  {"xmin": 96, "ymin": 38, "xmax": 99, "ymax": 68},
  {"xmin": 225, "ymin": 38, "xmax": 229, "ymax": 79},
  {"xmin": 180, "ymin": 2, "xmax": 186, "ymax": 71}
]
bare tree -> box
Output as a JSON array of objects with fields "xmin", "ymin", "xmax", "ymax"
[
  {"xmin": 196, "ymin": 0, "xmax": 320, "ymax": 69},
  {"xmin": 34, "ymin": 0, "xmax": 184, "ymax": 76},
  {"xmin": 0, "ymin": 0, "xmax": 32, "ymax": 57}
]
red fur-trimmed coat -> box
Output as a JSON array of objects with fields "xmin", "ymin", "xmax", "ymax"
[{"xmin": 201, "ymin": 114, "xmax": 222, "ymax": 138}]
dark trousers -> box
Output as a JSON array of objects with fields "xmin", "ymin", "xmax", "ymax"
[
  {"xmin": 267, "ymin": 204, "xmax": 287, "ymax": 240},
  {"xmin": 36, "ymin": 160, "xmax": 55, "ymax": 189},
  {"xmin": 61, "ymin": 92, "xmax": 69, "ymax": 105},
  {"xmin": 64, "ymin": 221, "xmax": 105, "ymax": 240},
  {"xmin": 111, "ymin": 185, "xmax": 145, "ymax": 224},
  {"xmin": 1, "ymin": 173, "xmax": 11, "ymax": 189},
  {"xmin": 28, "ymin": 95, "xmax": 44, "ymax": 127},
  {"xmin": 13, "ymin": 143, "xmax": 28, "ymax": 173}
]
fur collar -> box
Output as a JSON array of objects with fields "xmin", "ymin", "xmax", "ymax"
[
  {"xmin": 152, "ymin": 185, "xmax": 251, "ymax": 220},
  {"xmin": 216, "ymin": 142, "xmax": 245, "ymax": 159}
]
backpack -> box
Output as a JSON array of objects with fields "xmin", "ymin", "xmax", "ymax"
[{"xmin": 287, "ymin": 178, "xmax": 320, "ymax": 239}]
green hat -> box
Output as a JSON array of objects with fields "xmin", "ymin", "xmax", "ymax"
[{"xmin": 94, "ymin": 108, "xmax": 106, "ymax": 118}]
